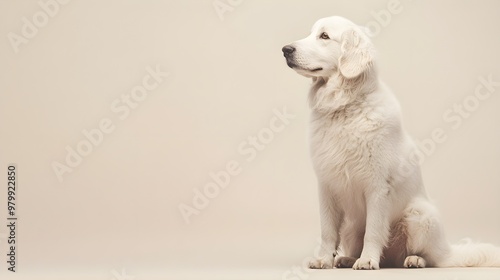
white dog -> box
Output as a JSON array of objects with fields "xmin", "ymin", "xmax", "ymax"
[{"xmin": 282, "ymin": 16, "xmax": 500, "ymax": 269}]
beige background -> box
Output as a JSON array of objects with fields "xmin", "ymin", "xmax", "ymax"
[{"xmin": 0, "ymin": 0, "xmax": 499, "ymax": 279}]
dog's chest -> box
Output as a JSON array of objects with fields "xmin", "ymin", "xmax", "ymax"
[{"xmin": 309, "ymin": 109, "xmax": 381, "ymax": 184}]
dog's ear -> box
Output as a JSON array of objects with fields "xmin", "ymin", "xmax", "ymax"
[{"xmin": 338, "ymin": 29, "xmax": 374, "ymax": 79}]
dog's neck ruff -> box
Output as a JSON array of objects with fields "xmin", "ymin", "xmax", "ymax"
[{"xmin": 308, "ymin": 68, "xmax": 378, "ymax": 116}]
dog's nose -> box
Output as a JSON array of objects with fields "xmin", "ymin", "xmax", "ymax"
[{"xmin": 282, "ymin": 45, "xmax": 295, "ymax": 57}]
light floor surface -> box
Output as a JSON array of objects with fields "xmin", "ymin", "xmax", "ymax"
[{"xmin": 8, "ymin": 267, "xmax": 500, "ymax": 280}]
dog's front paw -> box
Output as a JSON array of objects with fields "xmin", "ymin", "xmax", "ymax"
[
  {"xmin": 352, "ymin": 258, "xmax": 380, "ymax": 270},
  {"xmin": 308, "ymin": 254, "xmax": 334, "ymax": 269}
]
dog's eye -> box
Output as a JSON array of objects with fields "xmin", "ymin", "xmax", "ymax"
[{"xmin": 319, "ymin": 32, "xmax": 330, "ymax": 40}]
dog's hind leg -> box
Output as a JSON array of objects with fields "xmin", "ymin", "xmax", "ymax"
[{"xmin": 403, "ymin": 197, "xmax": 450, "ymax": 268}]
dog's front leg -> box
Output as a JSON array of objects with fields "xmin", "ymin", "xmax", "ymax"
[
  {"xmin": 353, "ymin": 184, "xmax": 391, "ymax": 270},
  {"xmin": 309, "ymin": 183, "xmax": 343, "ymax": 269}
]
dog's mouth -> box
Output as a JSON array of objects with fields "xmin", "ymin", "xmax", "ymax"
[
  {"xmin": 286, "ymin": 60, "xmax": 297, "ymax": 68},
  {"xmin": 287, "ymin": 61, "xmax": 322, "ymax": 72}
]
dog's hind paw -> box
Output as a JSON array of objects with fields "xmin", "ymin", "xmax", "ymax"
[
  {"xmin": 404, "ymin": 255, "xmax": 426, "ymax": 268},
  {"xmin": 334, "ymin": 256, "xmax": 357, "ymax": 268}
]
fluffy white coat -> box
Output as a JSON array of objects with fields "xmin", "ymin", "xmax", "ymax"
[{"xmin": 282, "ymin": 16, "xmax": 500, "ymax": 269}]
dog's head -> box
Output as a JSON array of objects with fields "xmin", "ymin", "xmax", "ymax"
[{"xmin": 282, "ymin": 16, "xmax": 374, "ymax": 79}]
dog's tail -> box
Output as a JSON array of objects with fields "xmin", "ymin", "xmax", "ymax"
[{"xmin": 438, "ymin": 239, "xmax": 500, "ymax": 267}]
